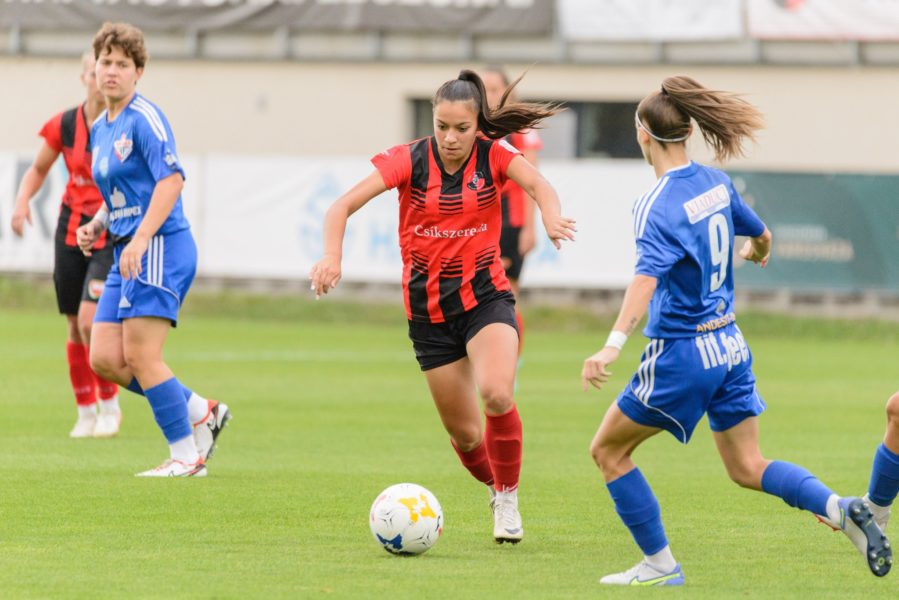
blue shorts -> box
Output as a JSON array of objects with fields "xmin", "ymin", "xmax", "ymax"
[
  {"xmin": 616, "ymin": 323, "xmax": 767, "ymax": 444},
  {"xmin": 94, "ymin": 229, "xmax": 197, "ymax": 327}
]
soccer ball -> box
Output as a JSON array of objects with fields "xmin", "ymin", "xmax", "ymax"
[{"xmin": 369, "ymin": 483, "xmax": 443, "ymax": 555}]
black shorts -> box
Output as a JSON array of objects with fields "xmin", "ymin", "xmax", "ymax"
[
  {"xmin": 53, "ymin": 240, "xmax": 114, "ymax": 315},
  {"xmin": 499, "ymin": 194, "xmax": 524, "ymax": 280},
  {"xmin": 408, "ymin": 292, "xmax": 518, "ymax": 371}
]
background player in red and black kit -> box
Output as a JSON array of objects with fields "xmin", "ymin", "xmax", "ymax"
[
  {"xmin": 482, "ymin": 66, "xmax": 544, "ymax": 361},
  {"xmin": 11, "ymin": 50, "xmax": 121, "ymax": 439},
  {"xmin": 310, "ymin": 70, "xmax": 575, "ymax": 544}
]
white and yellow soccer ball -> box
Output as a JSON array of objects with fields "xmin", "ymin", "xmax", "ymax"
[{"xmin": 369, "ymin": 483, "xmax": 443, "ymax": 555}]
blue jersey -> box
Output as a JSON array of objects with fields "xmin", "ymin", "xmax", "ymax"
[
  {"xmin": 633, "ymin": 161, "xmax": 765, "ymax": 338},
  {"xmin": 91, "ymin": 93, "xmax": 188, "ymax": 240}
]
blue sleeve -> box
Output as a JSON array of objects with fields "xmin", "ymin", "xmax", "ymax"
[
  {"xmin": 634, "ymin": 201, "xmax": 685, "ymax": 278},
  {"xmin": 729, "ymin": 182, "xmax": 765, "ymax": 237},
  {"xmin": 134, "ymin": 106, "xmax": 186, "ymax": 184}
]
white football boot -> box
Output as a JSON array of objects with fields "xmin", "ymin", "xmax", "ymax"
[
  {"xmin": 69, "ymin": 414, "xmax": 97, "ymax": 438},
  {"xmin": 492, "ymin": 489, "xmax": 524, "ymax": 544},
  {"xmin": 135, "ymin": 458, "xmax": 207, "ymax": 478},
  {"xmin": 836, "ymin": 496, "xmax": 892, "ymax": 577},
  {"xmin": 93, "ymin": 410, "xmax": 122, "ymax": 438},
  {"xmin": 193, "ymin": 400, "xmax": 231, "ymax": 462},
  {"xmin": 600, "ymin": 561, "xmax": 685, "ymax": 586}
]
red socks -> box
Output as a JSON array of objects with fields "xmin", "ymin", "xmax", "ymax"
[
  {"xmin": 485, "ymin": 405, "xmax": 523, "ymax": 492},
  {"xmin": 95, "ymin": 372, "xmax": 118, "ymax": 401},
  {"xmin": 66, "ymin": 342, "xmax": 96, "ymax": 406},
  {"xmin": 66, "ymin": 342, "xmax": 117, "ymax": 404},
  {"xmin": 452, "ymin": 439, "xmax": 494, "ymax": 486}
]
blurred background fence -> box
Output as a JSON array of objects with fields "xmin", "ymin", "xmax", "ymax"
[{"xmin": 1, "ymin": 0, "xmax": 897, "ymax": 316}]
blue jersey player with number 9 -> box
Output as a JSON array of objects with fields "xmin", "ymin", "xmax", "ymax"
[{"xmin": 581, "ymin": 76, "xmax": 891, "ymax": 585}]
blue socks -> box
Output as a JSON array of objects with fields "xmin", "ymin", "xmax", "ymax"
[
  {"xmin": 761, "ymin": 460, "xmax": 832, "ymax": 516},
  {"xmin": 607, "ymin": 468, "xmax": 668, "ymax": 555},
  {"xmin": 128, "ymin": 377, "xmax": 193, "ymax": 401},
  {"xmin": 868, "ymin": 443, "xmax": 899, "ymax": 507},
  {"xmin": 144, "ymin": 377, "xmax": 192, "ymax": 443}
]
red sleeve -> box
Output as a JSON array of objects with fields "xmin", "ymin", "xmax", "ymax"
[
  {"xmin": 490, "ymin": 138, "xmax": 520, "ymax": 185},
  {"xmin": 371, "ymin": 143, "xmax": 412, "ymax": 190},
  {"xmin": 38, "ymin": 112, "xmax": 63, "ymax": 152},
  {"xmin": 511, "ymin": 129, "xmax": 543, "ymax": 152}
]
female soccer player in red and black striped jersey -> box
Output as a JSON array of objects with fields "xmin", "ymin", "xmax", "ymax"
[
  {"xmin": 11, "ymin": 50, "xmax": 121, "ymax": 439},
  {"xmin": 481, "ymin": 66, "xmax": 543, "ymax": 361},
  {"xmin": 310, "ymin": 70, "xmax": 575, "ymax": 544}
]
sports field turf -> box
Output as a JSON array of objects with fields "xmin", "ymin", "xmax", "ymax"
[{"xmin": 1, "ymin": 281, "xmax": 897, "ymax": 598}]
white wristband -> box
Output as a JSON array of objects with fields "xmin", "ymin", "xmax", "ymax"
[
  {"xmin": 93, "ymin": 204, "xmax": 110, "ymax": 230},
  {"xmin": 604, "ymin": 330, "xmax": 628, "ymax": 351}
]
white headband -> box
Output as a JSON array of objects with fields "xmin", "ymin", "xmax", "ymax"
[{"xmin": 635, "ymin": 112, "xmax": 690, "ymax": 143}]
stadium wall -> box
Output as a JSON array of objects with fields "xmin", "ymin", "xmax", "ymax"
[{"xmin": 2, "ymin": 57, "xmax": 898, "ymax": 173}]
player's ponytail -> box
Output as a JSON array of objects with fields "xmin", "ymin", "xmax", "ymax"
[
  {"xmin": 433, "ymin": 69, "xmax": 563, "ymax": 140},
  {"xmin": 637, "ymin": 75, "xmax": 764, "ymax": 163}
]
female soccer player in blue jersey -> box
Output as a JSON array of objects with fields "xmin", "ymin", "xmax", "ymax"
[
  {"xmin": 311, "ymin": 70, "xmax": 575, "ymax": 543},
  {"xmin": 76, "ymin": 22, "xmax": 230, "ymax": 477},
  {"xmin": 581, "ymin": 76, "xmax": 891, "ymax": 585}
]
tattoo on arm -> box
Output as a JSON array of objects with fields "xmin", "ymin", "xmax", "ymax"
[{"xmin": 625, "ymin": 317, "xmax": 638, "ymax": 335}]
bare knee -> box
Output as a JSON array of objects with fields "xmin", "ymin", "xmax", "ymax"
[
  {"xmin": 589, "ymin": 436, "xmax": 629, "ymax": 478},
  {"xmin": 886, "ymin": 392, "xmax": 899, "ymax": 423},
  {"xmin": 480, "ymin": 384, "xmax": 513, "ymax": 416},
  {"xmin": 77, "ymin": 320, "xmax": 93, "ymax": 348},
  {"xmin": 451, "ymin": 426, "xmax": 484, "ymax": 452},
  {"xmin": 65, "ymin": 317, "xmax": 82, "ymax": 344},
  {"xmin": 90, "ymin": 352, "xmax": 117, "ymax": 381},
  {"xmin": 725, "ymin": 457, "xmax": 769, "ymax": 490}
]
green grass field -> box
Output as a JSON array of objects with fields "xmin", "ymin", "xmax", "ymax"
[{"xmin": 1, "ymin": 281, "xmax": 898, "ymax": 599}]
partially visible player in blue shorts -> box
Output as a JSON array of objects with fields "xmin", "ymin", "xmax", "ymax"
[
  {"xmin": 580, "ymin": 76, "xmax": 891, "ymax": 585},
  {"xmin": 76, "ymin": 22, "xmax": 230, "ymax": 477}
]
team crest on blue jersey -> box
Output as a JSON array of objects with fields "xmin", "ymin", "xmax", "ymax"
[
  {"xmin": 467, "ymin": 171, "xmax": 486, "ymax": 191},
  {"xmin": 114, "ymin": 133, "xmax": 133, "ymax": 162}
]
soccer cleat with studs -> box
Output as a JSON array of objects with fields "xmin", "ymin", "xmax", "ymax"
[
  {"xmin": 839, "ymin": 496, "xmax": 893, "ymax": 577},
  {"xmin": 599, "ymin": 561, "xmax": 685, "ymax": 586},
  {"xmin": 135, "ymin": 458, "xmax": 207, "ymax": 478},
  {"xmin": 492, "ymin": 489, "xmax": 524, "ymax": 544},
  {"xmin": 193, "ymin": 400, "xmax": 231, "ymax": 462}
]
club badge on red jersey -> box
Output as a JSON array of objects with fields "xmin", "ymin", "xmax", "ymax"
[{"xmin": 467, "ymin": 171, "xmax": 486, "ymax": 191}]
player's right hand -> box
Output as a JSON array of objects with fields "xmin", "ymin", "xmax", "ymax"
[
  {"xmin": 10, "ymin": 204, "xmax": 32, "ymax": 237},
  {"xmin": 76, "ymin": 223, "xmax": 97, "ymax": 256},
  {"xmin": 309, "ymin": 254, "xmax": 342, "ymax": 299}
]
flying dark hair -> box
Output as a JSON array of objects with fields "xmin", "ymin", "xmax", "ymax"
[
  {"xmin": 432, "ymin": 69, "xmax": 563, "ymax": 140},
  {"xmin": 636, "ymin": 75, "xmax": 764, "ymax": 163}
]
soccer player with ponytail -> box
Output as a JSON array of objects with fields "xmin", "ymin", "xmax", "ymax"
[
  {"xmin": 581, "ymin": 76, "xmax": 891, "ymax": 584},
  {"xmin": 311, "ymin": 70, "xmax": 575, "ymax": 543}
]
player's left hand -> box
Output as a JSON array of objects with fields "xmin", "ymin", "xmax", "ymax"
[
  {"xmin": 739, "ymin": 239, "xmax": 769, "ymax": 267},
  {"xmin": 119, "ymin": 236, "xmax": 148, "ymax": 280},
  {"xmin": 542, "ymin": 214, "xmax": 577, "ymax": 250},
  {"xmin": 582, "ymin": 347, "xmax": 619, "ymax": 391}
]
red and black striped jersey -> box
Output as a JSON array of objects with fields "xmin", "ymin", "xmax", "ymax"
[
  {"xmin": 373, "ymin": 136, "xmax": 520, "ymax": 323},
  {"xmin": 39, "ymin": 105, "xmax": 107, "ymax": 249},
  {"xmin": 502, "ymin": 130, "xmax": 543, "ymax": 228}
]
